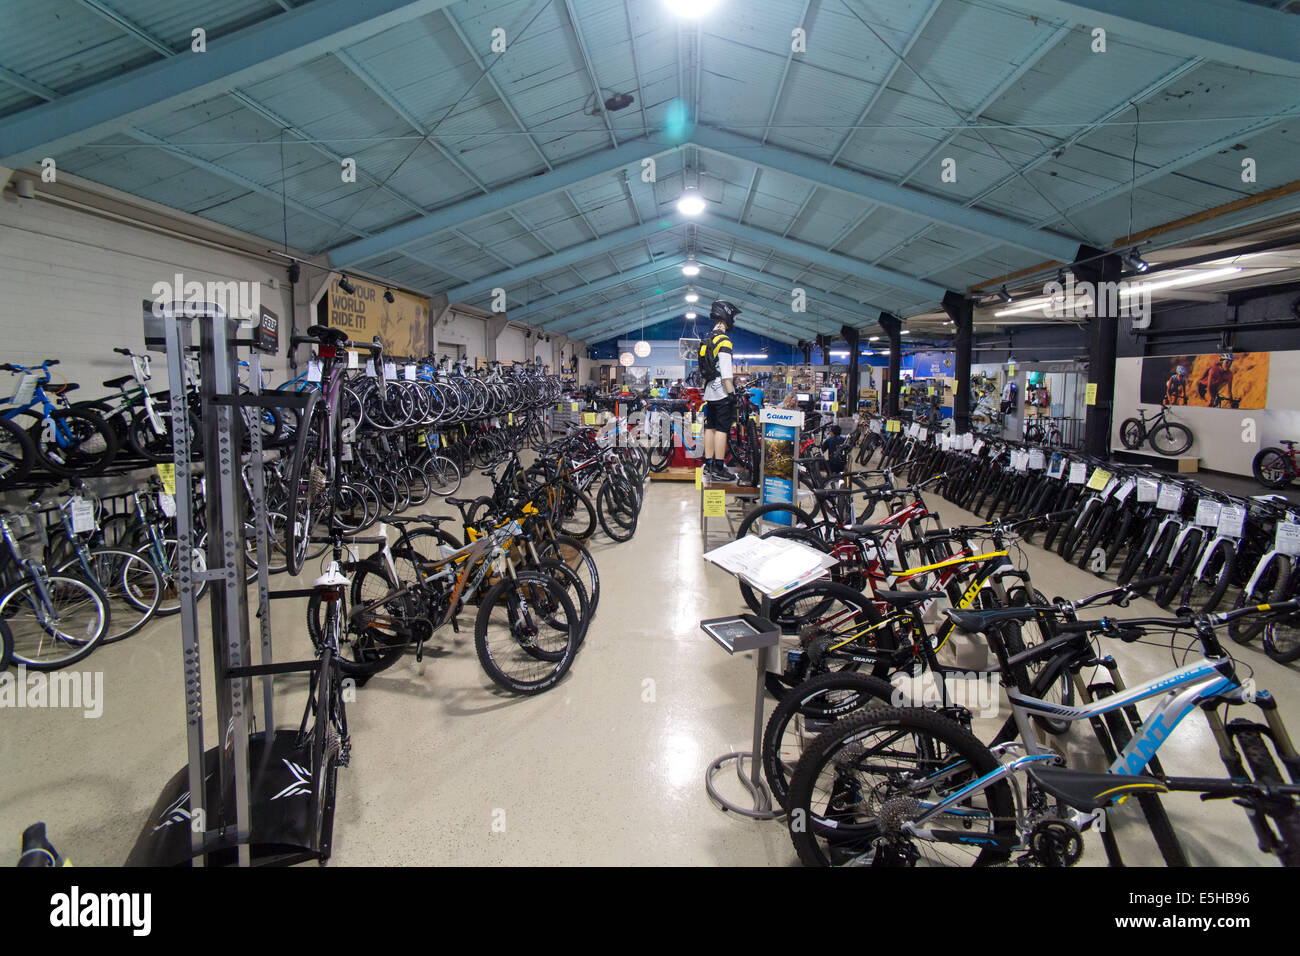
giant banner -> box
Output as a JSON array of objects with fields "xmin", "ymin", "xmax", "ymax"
[
  {"xmin": 326, "ymin": 275, "xmax": 432, "ymax": 357},
  {"xmin": 1139, "ymin": 351, "xmax": 1269, "ymax": 410}
]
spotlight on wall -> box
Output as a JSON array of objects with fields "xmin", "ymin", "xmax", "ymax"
[
  {"xmin": 384, "ymin": 288, "xmax": 395, "ymax": 303},
  {"xmin": 998, "ymin": 285, "xmax": 1013, "ymax": 304},
  {"xmin": 337, "ymin": 275, "xmax": 357, "ymax": 295},
  {"xmin": 288, "ymin": 262, "xmax": 301, "ymax": 284},
  {"xmin": 1123, "ymin": 249, "xmax": 1150, "ymax": 273}
]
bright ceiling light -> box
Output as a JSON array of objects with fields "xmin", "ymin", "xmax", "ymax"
[
  {"xmin": 619, "ymin": 351, "xmax": 636, "ymax": 367},
  {"xmin": 868, "ymin": 335, "xmax": 880, "ymax": 342},
  {"xmin": 684, "ymin": 290, "xmax": 699, "ymax": 303},
  {"xmin": 900, "ymin": 329, "xmax": 910, "ymax": 335},
  {"xmin": 1120, "ymin": 266, "xmax": 1244, "ymax": 296},
  {"xmin": 681, "ymin": 257, "xmax": 700, "ymax": 276},
  {"xmin": 665, "ymin": 0, "xmax": 719, "ymax": 19},
  {"xmin": 633, "ymin": 340, "xmax": 652, "ymax": 358},
  {"xmin": 677, "ymin": 187, "xmax": 707, "ymax": 217},
  {"xmin": 685, "ymin": 310, "xmax": 697, "ymax": 319}
]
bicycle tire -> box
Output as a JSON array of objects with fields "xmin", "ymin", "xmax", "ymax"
[
  {"xmin": 1252, "ymin": 448, "xmax": 1293, "ymax": 489},
  {"xmin": 1150, "ymin": 422, "xmax": 1193, "ymax": 457},
  {"xmin": 56, "ymin": 548, "xmax": 161, "ymax": 643},
  {"xmin": 1119, "ymin": 418, "xmax": 1144, "ymax": 450},
  {"xmin": 1, "ymin": 573, "xmax": 109, "ymax": 669},
  {"xmin": 0, "ymin": 415, "xmax": 35, "ymax": 489},
  {"xmin": 474, "ymin": 572, "xmax": 579, "ymax": 695},
  {"xmin": 31, "ymin": 408, "xmax": 118, "ymax": 477}
]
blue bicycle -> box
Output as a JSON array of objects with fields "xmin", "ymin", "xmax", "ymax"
[
  {"xmin": 786, "ymin": 596, "xmax": 1300, "ymax": 867},
  {"xmin": 0, "ymin": 361, "xmax": 117, "ymax": 477}
]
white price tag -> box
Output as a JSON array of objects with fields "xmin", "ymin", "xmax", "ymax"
[
  {"xmin": 1217, "ymin": 505, "xmax": 1246, "ymax": 539},
  {"xmin": 69, "ymin": 497, "xmax": 96, "ymax": 534},
  {"xmin": 158, "ymin": 492, "xmax": 176, "ymax": 518},
  {"xmin": 383, "ymin": 361, "xmax": 397, "ymax": 379},
  {"xmin": 917, "ymin": 427, "xmax": 928, "ymax": 441},
  {"xmin": 365, "ymin": 359, "xmax": 376, "ymax": 378},
  {"xmin": 342, "ymin": 442, "xmax": 353, "ymax": 461},
  {"xmin": 1194, "ymin": 499, "xmax": 1222, "ymax": 526},
  {"xmin": 1068, "ymin": 461, "xmax": 1087, "ymax": 485},
  {"xmin": 972, "ymin": 439, "xmax": 985, "ymax": 455},
  {"xmin": 1275, "ymin": 521, "xmax": 1300, "ymax": 556},
  {"xmin": 306, "ymin": 359, "xmax": 322, "ymax": 383},
  {"xmin": 1137, "ymin": 477, "xmax": 1159, "ymax": 503},
  {"xmin": 404, "ymin": 364, "xmax": 416, "ymax": 382},
  {"xmin": 1156, "ymin": 483, "xmax": 1183, "ymax": 512},
  {"xmin": 11, "ymin": 373, "xmax": 38, "ymax": 406},
  {"xmin": 1114, "ymin": 479, "xmax": 1135, "ymax": 503},
  {"xmin": 347, "ymin": 349, "xmax": 359, "ymax": 369},
  {"xmin": 1100, "ymin": 477, "xmax": 1118, "ymax": 499},
  {"xmin": 1028, "ymin": 449, "xmax": 1045, "ymax": 470}
]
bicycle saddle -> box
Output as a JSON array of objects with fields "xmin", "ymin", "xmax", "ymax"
[
  {"xmin": 47, "ymin": 383, "xmax": 78, "ymax": 394},
  {"xmin": 1024, "ymin": 765, "xmax": 1166, "ymax": 813},
  {"xmin": 445, "ymin": 497, "xmax": 477, "ymax": 509},
  {"xmin": 945, "ymin": 606, "xmax": 1041, "ymax": 633},
  {"xmin": 306, "ymin": 324, "xmax": 349, "ymax": 345},
  {"xmin": 844, "ymin": 523, "xmax": 893, "ymax": 537},
  {"xmin": 102, "ymin": 375, "xmax": 133, "ymax": 389},
  {"xmin": 384, "ymin": 514, "xmax": 455, "ymax": 526},
  {"xmin": 812, "ymin": 487, "xmax": 854, "ymax": 498},
  {"xmin": 875, "ymin": 589, "xmax": 945, "ymax": 606}
]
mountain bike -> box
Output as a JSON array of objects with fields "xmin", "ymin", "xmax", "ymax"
[
  {"xmin": 1119, "ymin": 405, "xmax": 1193, "ymax": 457},
  {"xmin": 1253, "ymin": 440, "xmax": 1299, "ymax": 489}
]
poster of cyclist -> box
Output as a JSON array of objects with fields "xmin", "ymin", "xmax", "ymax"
[{"xmin": 1138, "ymin": 351, "xmax": 1269, "ymax": 409}]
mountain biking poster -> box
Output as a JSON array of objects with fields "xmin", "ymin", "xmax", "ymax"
[
  {"xmin": 1138, "ymin": 351, "xmax": 1268, "ymax": 409},
  {"xmin": 324, "ymin": 275, "xmax": 433, "ymax": 357},
  {"xmin": 758, "ymin": 407, "xmax": 801, "ymax": 527}
]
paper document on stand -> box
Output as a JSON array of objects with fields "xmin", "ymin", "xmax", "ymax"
[{"xmin": 704, "ymin": 535, "xmax": 838, "ymax": 598}]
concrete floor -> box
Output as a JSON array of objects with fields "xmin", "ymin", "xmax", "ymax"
[{"xmin": 1, "ymin": 471, "xmax": 1296, "ymax": 866}]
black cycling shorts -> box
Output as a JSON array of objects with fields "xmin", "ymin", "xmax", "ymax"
[{"xmin": 704, "ymin": 394, "xmax": 736, "ymax": 431}]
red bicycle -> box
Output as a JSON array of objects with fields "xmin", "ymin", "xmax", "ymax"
[{"xmin": 1253, "ymin": 440, "xmax": 1298, "ymax": 489}]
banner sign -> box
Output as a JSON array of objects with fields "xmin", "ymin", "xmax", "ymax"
[
  {"xmin": 760, "ymin": 418, "xmax": 799, "ymax": 527},
  {"xmin": 326, "ymin": 275, "xmax": 432, "ymax": 356},
  {"xmin": 1139, "ymin": 351, "xmax": 1268, "ymax": 409}
]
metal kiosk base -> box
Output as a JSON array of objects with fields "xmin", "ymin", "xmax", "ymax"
[{"xmin": 701, "ymin": 610, "xmax": 782, "ymax": 820}]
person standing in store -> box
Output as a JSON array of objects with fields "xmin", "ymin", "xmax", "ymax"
[{"xmin": 699, "ymin": 300, "xmax": 742, "ymax": 482}]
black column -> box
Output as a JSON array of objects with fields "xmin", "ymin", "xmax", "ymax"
[
  {"xmin": 840, "ymin": 324, "xmax": 860, "ymax": 413},
  {"xmin": 878, "ymin": 312, "xmax": 902, "ymax": 416},
  {"xmin": 943, "ymin": 292, "xmax": 974, "ymax": 434},
  {"xmin": 798, "ymin": 340, "xmax": 812, "ymax": 366},
  {"xmin": 1076, "ymin": 245, "xmax": 1124, "ymax": 459}
]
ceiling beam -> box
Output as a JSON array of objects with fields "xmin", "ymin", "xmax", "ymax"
[
  {"xmin": 992, "ymin": 0, "xmax": 1300, "ymax": 77},
  {"xmin": 692, "ymin": 126, "xmax": 1081, "ymax": 261},
  {"xmin": 694, "ymin": 254, "xmax": 887, "ymax": 318},
  {"xmin": 0, "ymin": 0, "xmax": 462, "ymax": 167},
  {"xmin": 330, "ymin": 137, "xmax": 675, "ymax": 266}
]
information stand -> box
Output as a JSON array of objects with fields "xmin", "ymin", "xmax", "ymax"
[
  {"xmin": 758, "ymin": 407, "xmax": 803, "ymax": 527},
  {"xmin": 701, "ymin": 536, "xmax": 837, "ymax": 818}
]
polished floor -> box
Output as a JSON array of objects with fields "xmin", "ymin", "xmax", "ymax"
[{"xmin": 2, "ymin": 472, "xmax": 1297, "ymax": 866}]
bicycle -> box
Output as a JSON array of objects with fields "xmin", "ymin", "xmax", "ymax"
[
  {"xmin": 1119, "ymin": 405, "xmax": 1194, "ymax": 457},
  {"xmin": 0, "ymin": 360, "xmax": 117, "ymax": 477},
  {"xmin": 784, "ymin": 599, "xmax": 1300, "ymax": 867},
  {"xmin": 1253, "ymin": 439, "xmax": 1299, "ymax": 489}
]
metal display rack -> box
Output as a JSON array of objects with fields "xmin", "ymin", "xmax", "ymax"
[{"xmin": 125, "ymin": 306, "xmax": 324, "ymax": 867}]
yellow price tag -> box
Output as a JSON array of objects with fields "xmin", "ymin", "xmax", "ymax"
[
  {"xmin": 928, "ymin": 387, "xmax": 935, "ymax": 395},
  {"xmin": 156, "ymin": 463, "xmax": 176, "ymax": 495},
  {"xmin": 1085, "ymin": 383, "xmax": 1098, "ymax": 406},
  {"xmin": 694, "ymin": 467, "xmax": 703, "ymax": 489},
  {"xmin": 886, "ymin": 419, "xmax": 901, "ymax": 433},
  {"xmin": 702, "ymin": 489, "xmax": 726, "ymax": 516},
  {"xmin": 831, "ymin": 401, "xmax": 839, "ymax": 413},
  {"xmin": 691, "ymin": 422, "xmax": 702, "ymax": 436},
  {"xmin": 1087, "ymin": 468, "xmax": 1111, "ymax": 491},
  {"xmin": 582, "ymin": 413, "xmax": 597, "ymax": 425},
  {"xmin": 416, "ymin": 433, "xmax": 426, "ymax": 446},
  {"xmin": 570, "ymin": 402, "xmax": 579, "ymax": 412}
]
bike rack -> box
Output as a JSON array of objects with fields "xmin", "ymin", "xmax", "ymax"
[{"xmin": 126, "ymin": 306, "xmax": 325, "ymax": 868}]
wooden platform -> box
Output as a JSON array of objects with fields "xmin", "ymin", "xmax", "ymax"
[{"xmin": 650, "ymin": 466, "xmax": 698, "ymax": 482}]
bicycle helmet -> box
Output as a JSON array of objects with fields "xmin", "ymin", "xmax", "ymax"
[
  {"xmin": 710, "ymin": 300, "xmax": 741, "ymax": 330},
  {"xmin": 1175, "ymin": 365, "xmax": 1186, "ymax": 376},
  {"xmin": 1221, "ymin": 352, "xmax": 1234, "ymax": 365}
]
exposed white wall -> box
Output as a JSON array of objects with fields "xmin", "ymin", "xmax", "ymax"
[
  {"xmin": 496, "ymin": 326, "xmax": 526, "ymax": 363},
  {"xmin": 1112, "ymin": 355, "xmax": 1300, "ymax": 475},
  {"xmin": 0, "ymin": 192, "xmax": 293, "ymax": 394},
  {"xmin": 435, "ymin": 309, "xmax": 487, "ymax": 363}
]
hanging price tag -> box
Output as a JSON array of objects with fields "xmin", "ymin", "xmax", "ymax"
[
  {"xmin": 347, "ymin": 349, "xmax": 360, "ymax": 369},
  {"xmin": 1068, "ymin": 462, "xmax": 1087, "ymax": 485},
  {"xmin": 404, "ymin": 364, "xmax": 417, "ymax": 382},
  {"xmin": 383, "ymin": 361, "xmax": 397, "ymax": 379},
  {"xmin": 1114, "ymin": 478, "xmax": 1135, "ymax": 503},
  {"xmin": 869, "ymin": 419, "xmax": 882, "ymax": 434},
  {"xmin": 886, "ymin": 419, "xmax": 901, "ymax": 433},
  {"xmin": 570, "ymin": 402, "xmax": 579, "ymax": 412},
  {"xmin": 10, "ymin": 373, "xmax": 38, "ymax": 407},
  {"xmin": 365, "ymin": 359, "xmax": 376, "ymax": 378},
  {"xmin": 69, "ymin": 497, "xmax": 96, "ymax": 534},
  {"xmin": 694, "ymin": 467, "xmax": 702, "ymax": 489},
  {"xmin": 507, "ymin": 413, "xmax": 514, "ymax": 425},
  {"xmin": 1100, "ymin": 477, "xmax": 1118, "ymax": 499},
  {"xmin": 972, "ymin": 439, "xmax": 985, "ymax": 455},
  {"xmin": 1028, "ymin": 449, "xmax": 1045, "ymax": 470},
  {"xmin": 306, "ymin": 359, "xmax": 322, "ymax": 383},
  {"xmin": 1194, "ymin": 499, "xmax": 1223, "ymax": 526},
  {"xmin": 1156, "ymin": 483, "xmax": 1183, "ymax": 512},
  {"xmin": 1137, "ymin": 477, "xmax": 1159, "ymax": 502},
  {"xmin": 156, "ymin": 462, "xmax": 176, "ymax": 495},
  {"xmin": 1086, "ymin": 468, "xmax": 1111, "ymax": 491},
  {"xmin": 582, "ymin": 413, "xmax": 598, "ymax": 425},
  {"xmin": 158, "ymin": 492, "xmax": 176, "ymax": 518},
  {"xmin": 917, "ymin": 427, "xmax": 928, "ymax": 441},
  {"xmin": 1275, "ymin": 521, "xmax": 1300, "ymax": 556},
  {"xmin": 1217, "ymin": 504, "xmax": 1246, "ymax": 538}
]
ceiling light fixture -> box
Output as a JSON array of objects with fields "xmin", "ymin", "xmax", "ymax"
[
  {"xmin": 1120, "ymin": 266, "xmax": 1243, "ymax": 296},
  {"xmin": 998, "ymin": 285, "xmax": 1013, "ymax": 304},
  {"xmin": 868, "ymin": 335, "xmax": 880, "ymax": 342},
  {"xmin": 681, "ymin": 256, "xmax": 700, "ymax": 276},
  {"xmin": 337, "ymin": 275, "xmax": 356, "ymax": 295},
  {"xmin": 634, "ymin": 340, "xmax": 652, "ymax": 358},
  {"xmin": 1123, "ymin": 249, "xmax": 1150, "ymax": 273},
  {"xmin": 684, "ymin": 290, "xmax": 699, "ymax": 303},
  {"xmin": 677, "ymin": 187, "xmax": 707, "ymax": 217},
  {"xmin": 685, "ymin": 310, "xmax": 698, "ymax": 319}
]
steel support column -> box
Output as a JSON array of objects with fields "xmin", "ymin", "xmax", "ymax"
[
  {"xmin": 879, "ymin": 312, "xmax": 902, "ymax": 416},
  {"xmin": 1077, "ymin": 246, "xmax": 1124, "ymax": 458},
  {"xmin": 840, "ymin": 324, "xmax": 860, "ymax": 413},
  {"xmin": 943, "ymin": 292, "xmax": 974, "ymax": 434}
]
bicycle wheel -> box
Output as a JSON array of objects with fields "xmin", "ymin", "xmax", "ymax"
[
  {"xmin": 31, "ymin": 409, "xmax": 117, "ymax": 477},
  {"xmin": 424, "ymin": 454, "xmax": 462, "ymax": 497},
  {"xmin": 597, "ymin": 481, "xmax": 637, "ymax": 542},
  {"xmin": 761, "ymin": 671, "xmax": 895, "ymax": 808},
  {"xmin": 474, "ymin": 571, "xmax": 579, "ymax": 694},
  {"xmin": 0, "ymin": 618, "xmax": 11, "ymax": 669},
  {"xmin": 1252, "ymin": 448, "xmax": 1294, "ymax": 489},
  {"xmin": 149, "ymin": 538, "xmax": 208, "ymax": 616},
  {"xmin": 309, "ymin": 579, "xmax": 406, "ymax": 677},
  {"xmin": 785, "ymin": 706, "xmax": 1016, "ymax": 867},
  {"xmin": 765, "ymin": 582, "xmax": 892, "ymax": 699},
  {"xmin": 57, "ymin": 548, "xmax": 161, "ymax": 643},
  {"xmin": 1119, "ymin": 418, "xmax": 1144, "ymax": 450},
  {"xmin": 1, "ymin": 573, "xmax": 109, "ymax": 669},
  {"xmin": 284, "ymin": 393, "xmax": 325, "ymax": 576},
  {"xmin": 550, "ymin": 483, "xmax": 596, "ymax": 540},
  {"xmin": 1150, "ymin": 422, "xmax": 1193, "ymax": 457},
  {"xmin": 1155, "ymin": 528, "xmax": 1202, "ymax": 607},
  {"xmin": 537, "ymin": 534, "xmax": 600, "ymax": 617},
  {"xmin": 1230, "ymin": 554, "xmax": 1290, "ymax": 646},
  {"xmin": 1263, "ymin": 571, "xmax": 1300, "ymax": 663},
  {"xmin": 0, "ymin": 416, "xmax": 35, "ymax": 489},
  {"xmin": 1187, "ymin": 537, "xmax": 1236, "ymax": 613}
]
